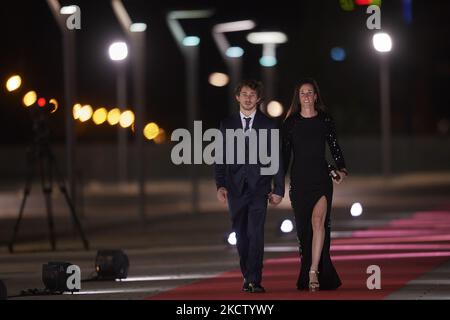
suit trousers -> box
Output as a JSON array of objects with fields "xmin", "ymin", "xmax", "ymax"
[{"xmin": 228, "ymin": 185, "xmax": 268, "ymax": 285}]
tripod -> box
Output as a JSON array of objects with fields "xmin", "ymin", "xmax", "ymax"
[{"xmin": 8, "ymin": 110, "xmax": 89, "ymax": 253}]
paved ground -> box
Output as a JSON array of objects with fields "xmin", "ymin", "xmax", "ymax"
[{"xmin": 0, "ymin": 172, "xmax": 449, "ymax": 300}]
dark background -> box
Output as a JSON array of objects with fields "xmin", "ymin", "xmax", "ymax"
[{"xmin": 1, "ymin": 0, "xmax": 449, "ymax": 144}]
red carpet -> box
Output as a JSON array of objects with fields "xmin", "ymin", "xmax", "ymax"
[{"xmin": 148, "ymin": 208, "xmax": 450, "ymax": 300}]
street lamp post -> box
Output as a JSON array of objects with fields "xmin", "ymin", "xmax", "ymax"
[
  {"xmin": 373, "ymin": 32, "xmax": 393, "ymax": 177},
  {"xmin": 167, "ymin": 10, "xmax": 214, "ymax": 214},
  {"xmin": 247, "ymin": 31, "xmax": 287, "ymax": 111},
  {"xmin": 130, "ymin": 27, "xmax": 147, "ymax": 222},
  {"xmin": 108, "ymin": 41, "xmax": 129, "ymax": 182},
  {"xmin": 212, "ymin": 20, "xmax": 256, "ymax": 115},
  {"xmin": 46, "ymin": 0, "xmax": 78, "ymax": 212},
  {"xmin": 111, "ymin": 0, "xmax": 147, "ymax": 222}
]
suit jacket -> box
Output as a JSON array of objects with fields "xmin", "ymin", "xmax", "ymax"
[{"xmin": 214, "ymin": 110, "xmax": 285, "ymax": 198}]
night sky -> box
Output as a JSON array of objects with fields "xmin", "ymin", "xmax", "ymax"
[{"xmin": 1, "ymin": 0, "xmax": 449, "ymax": 144}]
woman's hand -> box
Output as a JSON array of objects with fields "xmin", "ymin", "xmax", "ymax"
[{"xmin": 333, "ymin": 169, "xmax": 348, "ymax": 184}]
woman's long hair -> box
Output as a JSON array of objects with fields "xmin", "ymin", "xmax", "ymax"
[{"xmin": 284, "ymin": 78, "xmax": 327, "ymax": 120}]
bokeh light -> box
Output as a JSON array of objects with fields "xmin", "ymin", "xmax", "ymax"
[
  {"xmin": 143, "ymin": 122, "xmax": 160, "ymax": 140},
  {"xmin": 119, "ymin": 110, "xmax": 135, "ymax": 128},
  {"xmin": 6, "ymin": 75, "xmax": 22, "ymax": 92},
  {"xmin": 267, "ymin": 100, "xmax": 284, "ymax": 118},
  {"xmin": 93, "ymin": 108, "xmax": 108, "ymax": 125},
  {"xmin": 23, "ymin": 91, "xmax": 37, "ymax": 107},
  {"xmin": 209, "ymin": 72, "xmax": 229, "ymax": 87},
  {"xmin": 107, "ymin": 108, "xmax": 121, "ymax": 125},
  {"xmin": 79, "ymin": 105, "xmax": 93, "ymax": 122}
]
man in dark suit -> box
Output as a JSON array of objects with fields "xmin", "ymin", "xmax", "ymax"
[{"xmin": 215, "ymin": 80, "xmax": 285, "ymax": 293}]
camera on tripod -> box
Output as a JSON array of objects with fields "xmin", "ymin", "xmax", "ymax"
[
  {"xmin": 35, "ymin": 97, "xmax": 58, "ymax": 113},
  {"xmin": 28, "ymin": 97, "xmax": 59, "ymax": 145},
  {"xmin": 8, "ymin": 91, "xmax": 89, "ymax": 252}
]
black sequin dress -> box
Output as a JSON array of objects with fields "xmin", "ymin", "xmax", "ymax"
[{"xmin": 282, "ymin": 110, "xmax": 347, "ymax": 290}]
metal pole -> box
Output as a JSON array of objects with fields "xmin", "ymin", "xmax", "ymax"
[
  {"xmin": 117, "ymin": 64, "xmax": 127, "ymax": 182},
  {"xmin": 64, "ymin": 32, "xmax": 77, "ymax": 214},
  {"xmin": 380, "ymin": 54, "xmax": 391, "ymax": 176},
  {"xmin": 185, "ymin": 47, "xmax": 200, "ymax": 214},
  {"xmin": 131, "ymin": 32, "xmax": 147, "ymax": 222},
  {"xmin": 228, "ymin": 58, "xmax": 241, "ymax": 114},
  {"xmin": 110, "ymin": 0, "xmax": 147, "ymax": 221},
  {"xmin": 166, "ymin": 10, "xmax": 213, "ymax": 215},
  {"xmin": 46, "ymin": 0, "xmax": 77, "ymax": 212},
  {"xmin": 211, "ymin": 20, "xmax": 255, "ymax": 115},
  {"xmin": 262, "ymin": 66, "xmax": 275, "ymax": 111}
]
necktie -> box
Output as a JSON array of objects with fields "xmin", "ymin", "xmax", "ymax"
[
  {"xmin": 244, "ymin": 117, "xmax": 251, "ymax": 164},
  {"xmin": 244, "ymin": 117, "xmax": 251, "ymax": 132}
]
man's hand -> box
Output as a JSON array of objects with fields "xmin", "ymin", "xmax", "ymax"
[
  {"xmin": 268, "ymin": 192, "xmax": 282, "ymax": 205},
  {"xmin": 217, "ymin": 187, "xmax": 228, "ymax": 203}
]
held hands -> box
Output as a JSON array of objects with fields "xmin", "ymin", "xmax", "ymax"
[
  {"xmin": 218, "ymin": 187, "xmax": 283, "ymax": 205},
  {"xmin": 217, "ymin": 187, "xmax": 228, "ymax": 203},
  {"xmin": 268, "ymin": 192, "xmax": 283, "ymax": 206}
]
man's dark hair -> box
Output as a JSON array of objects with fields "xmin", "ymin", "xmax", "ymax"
[{"xmin": 234, "ymin": 79, "xmax": 264, "ymax": 98}]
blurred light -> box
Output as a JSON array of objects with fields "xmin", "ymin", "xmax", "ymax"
[
  {"xmin": 280, "ymin": 219, "xmax": 294, "ymax": 233},
  {"xmin": 107, "ymin": 108, "xmax": 121, "ymax": 125},
  {"xmin": 331, "ymin": 47, "xmax": 346, "ymax": 61},
  {"xmin": 37, "ymin": 97, "xmax": 46, "ymax": 107},
  {"xmin": 225, "ymin": 46, "xmax": 244, "ymax": 58},
  {"xmin": 49, "ymin": 98, "xmax": 58, "ymax": 113},
  {"xmin": 339, "ymin": 0, "xmax": 355, "ymax": 11},
  {"xmin": 182, "ymin": 36, "xmax": 200, "ymax": 47},
  {"xmin": 154, "ymin": 128, "xmax": 167, "ymax": 144},
  {"xmin": 213, "ymin": 20, "xmax": 256, "ymax": 33},
  {"xmin": 373, "ymin": 32, "xmax": 392, "ymax": 52},
  {"xmin": 130, "ymin": 23, "xmax": 147, "ymax": 32},
  {"xmin": 167, "ymin": 10, "xmax": 213, "ymax": 46},
  {"xmin": 143, "ymin": 122, "xmax": 160, "ymax": 140},
  {"xmin": 73, "ymin": 103, "xmax": 82, "ymax": 119},
  {"xmin": 119, "ymin": 110, "xmax": 135, "ymax": 128},
  {"xmin": 259, "ymin": 56, "xmax": 277, "ymax": 67},
  {"xmin": 227, "ymin": 232, "xmax": 237, "ymax": 246},
  {"xmin": 402, "ymin": 0, "xmax": 413, "ymax": 24},
  {"xmin": 79, "ymin": 105, "xmax": 93, "ymax": 122},
  {"xmin": 350, "ymin": 202, "xmax": 363, "ymax": 217},
  {"xmin": 168, "ymin": 9, "xmax": 214, "ymax": 20},
  {"xmin": 108, "ymin": 42, "xmax": 128, "ymax": 61},
  {"xmin": 6, "ymin": 75, "xmax": 22, "ymax": 92},
  {"xmin": 209, "ymin": 72, "xmax": 229, "ymax": 87},
  {"xmin": 267, "ymin": 100, "xmax": 284, "ymax": 117},
  {"xmin": 60, "ymin": 5, "xmax": 77, "ymax": 14},
  {"xmin": 355, "ymin": 0, "xmax": 381, "ymax": 5},
  {"xmin": 93, "ymin": 108, "xmax": 108, "ymax": 125},
  {"xmin": 23, "ymin": 91, "xmax": 37, "ymax": 107},
  {"xmin": 247, "ymin": 32, "xmax": 288, "ymax": 44}
]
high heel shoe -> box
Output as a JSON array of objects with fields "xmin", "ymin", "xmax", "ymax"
[{"xmin": 309, "ymin": 270, "xmax": 320, "ymax": 292}]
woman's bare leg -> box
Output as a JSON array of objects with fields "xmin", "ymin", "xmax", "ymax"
[{"xmin": 310, "ymin": 196, "xmax": 327, "ymax": 285}]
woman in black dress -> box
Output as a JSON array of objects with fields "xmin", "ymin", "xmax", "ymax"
[{"xmin": 282, "ymin": 78, "xmax": 348, "ymax": 291}]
